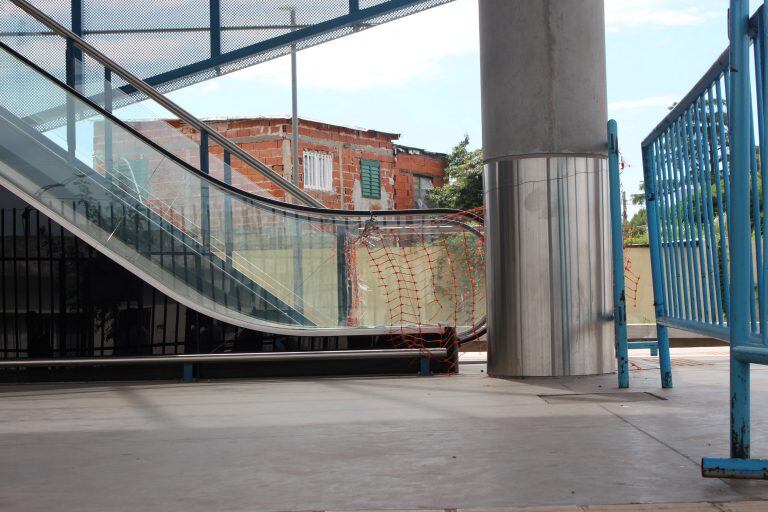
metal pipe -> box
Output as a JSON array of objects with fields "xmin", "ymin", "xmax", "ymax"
[
  {"xmin": 8, "ymin": 0, "xmax": 323, "ymax": 209},
  {"xmin": 728, "ymin": 0, "xmax": 752, "ymax": 461},
  {"xmin": 642, "ymin": 145, "xmax": 673, "ymax": 388},
  {"xmin": 607, "ymin": 120, "xmax": 628, "ymax": 388},
  {"xmin": 0, "ymin": 348, "xmax": 448, "ymax": 368},
  {"xmin": 286, "ymin": 5, "xmax": 305, "ymax": 316}
]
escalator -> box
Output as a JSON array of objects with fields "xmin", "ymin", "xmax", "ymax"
[{"xmin": 0, "ymin": 1, "xmax": 485, "ymax": 344}]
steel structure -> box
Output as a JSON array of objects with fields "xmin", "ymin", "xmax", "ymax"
[
  {"xmin": 0, "ymin": 0, "xmax": 485, "ymax": 376},
  {"xmin": 0, "ymin": 0, "xmax": 453, "ymax": 98},
  {"xmin": 608, "ymin": 120, "xmax": 672, "ymax": 389},
  {"xmin": 642, "ymin": 0, "xmax": 768, "ymax": 478}
]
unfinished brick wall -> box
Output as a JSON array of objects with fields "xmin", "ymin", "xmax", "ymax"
[
  {"xmin": 393, "ymin": 146, "xmax": 446, "ymax": 210},
  {"xmin": 95, "ymin": 116, "xmax": 447, "ymax": 211}
]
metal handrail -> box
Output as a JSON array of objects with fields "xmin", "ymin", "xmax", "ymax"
[
  {"xmin": 641, "ymin": 5, "xmax": 764, "ymax": 149},
  {"xmin": 1, "ymin": 41, "xmax": 487, "ymax": 341},
  {"xmin": 2, "ymin": 1, "xmax": 488, "ymax": 343},
  {"xmin": 8, "ymin": 0, "xmax": 324, "ymax": 208},
  {"xmin": 0, "ymin": 348, "xmax": 448, "ymax": 367},
  {"xmin": 1, "ymin": 40, "xmax": 485, "ymax": 232}
]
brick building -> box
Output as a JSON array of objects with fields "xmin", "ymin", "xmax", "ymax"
[{"xmin": 130, "ymin": 116, "xmax": 447, "ymax": 210}]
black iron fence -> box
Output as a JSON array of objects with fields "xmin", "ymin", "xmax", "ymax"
[{"xmin": 0, "ymin": 206, "xmax": 341, "ymax": 360}]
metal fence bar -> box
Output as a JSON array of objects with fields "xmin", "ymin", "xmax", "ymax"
[
  {"xmin": 757, "ymin": 25, "xmax": 768, "ymax": 343},
  {"xmin": 702, "ymin": 0, "xmax": 756, "ymax": 477},
  {"xmin": 693, "ymin": 98, "xmax": 719, "ymax": 324},
  {"xmin": 714, "ymin": 78, "xmax": 732, "ymax": 316},
  {"xmin": 659, "ymin": 133, "xmax": 685, "ymax": 318},
  {"xmin": 607, "ymin": 120, "xmax": 629, "ymax": 389},
  {"xmin": 685, "ymin": 107, "xmax": 711, "ymax": 323},
  {"xmin": 642, "ymin": 143, "xmax": 673, "ymax": 388},
  {"xmin": 654, "ymin": 137, "xmax": 678, "ymax": 318},
  {"xmin": 748, "ymin": 124, "xmax": 760, "ymax": 333},
  {"xmin": 697, "ymin": 92, "xmax": 725, "ymax": 325},
  {"xmin": 671, "ymin": 121, "xmax": 695, "ymax": 319}
]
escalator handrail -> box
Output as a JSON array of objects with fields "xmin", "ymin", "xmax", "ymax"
[
  {"xmin": 1, "ymin": 41, "xmax": 483, "ymax": 230},
  {"xmin": 0, "ymin": 20, "xmax": 488, "ymax": 342},
  {"xmin": 8, "ymin": 0, "xmax": 323, "ymax": 208}
]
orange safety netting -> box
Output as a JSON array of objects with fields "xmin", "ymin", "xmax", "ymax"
[{"xmin": 343, "ymin": 207, "xmax": 486, "ymax": 372}]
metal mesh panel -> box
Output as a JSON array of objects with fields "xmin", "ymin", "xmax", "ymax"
[
  {"xmin": 4, "ymin": 0, "xmax": 453, "ymax": 129},
  {"xmin": 0, "ymin": 2, "xmax": 66, "ymax": 82},
  {"xmin": 84, "ymin": 32, "xmax": 212, "ymax": 80},
  {"xmin": 32, "ymin": 0, "xmax": 452, "ymax": 92},
  {"xmin": 0, "ymin": 3, "xmax": 67, "ymax": 120},
  {"xmin": 82, "ymin": 0, "xmax": 208, "ymax": 30},
  {"xmin": 25, "ymin": 0, "xmax": 70, "ymax": 27},
  {"xmin": 360, "ymin": 0, "xmax": 391, "ymax": 7},
  {"xmin": 220, "ymin": 0, "xmax": 350, "ymax": 54}
]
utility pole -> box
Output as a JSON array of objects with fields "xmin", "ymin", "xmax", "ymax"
[
  {"xmin": 621, "ymin": 190, "xmax": 628, "ymax": 225},
  {"xmin": 289, "ymin": 6, "xmax": 299, "ymax": 187},
  {"xmin": 283, "ymin": 5, "xmax": 304, "ymax": 320}
]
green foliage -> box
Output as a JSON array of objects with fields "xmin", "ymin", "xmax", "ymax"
[
  {"xmin": 628, "ymin": 208, "xmax": 647, "ymax": 228},
  {"xmin": 426, "ymin": 135, "xmax": 483, "ymax": 211}
]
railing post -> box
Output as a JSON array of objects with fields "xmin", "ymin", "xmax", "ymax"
[
  {"xmin": 642, "ymin": 145, "xmax": 673, "ymax": 388},
  {"xmin": 183, "ymin": 363, "xmax": 194, "ymax": 383},
  {"xmin": 419, "ymin": 353, "xmax": 431, "ymax": 377},
  {"xmin": 223, "ymin": 150, "xmax": 234, "ymax": 270},
  {"xmin": 607, "ymin": 120, "xmax": 629, "ymax": 388},
  {"xmin": 104, "ymin": 68, "xmax": 113, "ymax": 173},
  {"xmin": 727, "ymin": 0, "xmax": 752, "ymax": 460},
  {"xmin": 65, "ymin": 0, "xmax": 83, "ymax": 163},
  {"xmin": 337, "ymin": 225, "xmax": 350, "ymax": 325}
]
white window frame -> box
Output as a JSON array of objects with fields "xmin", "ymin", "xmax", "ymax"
[
  {"xmin": 302, "ymin": 151, "xmax": 334, "ymax": 192},
  {"xmin": 413, "ymin": 174, "xmax": 434, "ymax": 209}
]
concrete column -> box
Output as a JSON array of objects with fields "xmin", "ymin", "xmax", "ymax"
[{"xmin": 480, "ymin": 0, "xmax": 614, "ymax": 377}]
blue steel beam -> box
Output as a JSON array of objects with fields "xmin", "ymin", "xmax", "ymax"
[
  {"xmin": 210, "ymin": 0, "xmax": 221, "ymax": 59},
  {"xmin": 702, "ymin": 458, "xmax": 768, "ymax": 479}
]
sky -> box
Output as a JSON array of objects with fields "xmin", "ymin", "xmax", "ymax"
[{"xmin": 163, "ymin": 0, "xmax": 760, "ymax": 216}]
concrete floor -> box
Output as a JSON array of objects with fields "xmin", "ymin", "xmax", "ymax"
[{"xmin": 0, "ymin": 348, "xmax": 767, "ymax": 511}]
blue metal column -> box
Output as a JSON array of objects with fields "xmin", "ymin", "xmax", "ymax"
[
  {"xmin": 642, "ymin": 145, "xmax": 673, "ymax": 388},
  {"xmin": 198, "ymin": 132, "xmax": 211, "ymax": 295},
  {"xmin": 223, "ymin": 150, "xmax": 234, "ymax": 270},
  {"xmin": 703, "ymin": 0, "xmax": 754, "ymax": 477},
  {"xmin": 209, "ymin": 0, "xmax": 221, "ymax": 59},
  {"xmin": 104, "ymin": 69, "xmax": 113, "ymax": 173},
  {"xmin": 607, "ymin": 120, "xmax": 629, "ymax": 388},
  {"xmin": 418, "ymin": 354, "xmax": 431, "ymax": 377},
  {"xmin": 726, "ymin": 0, "xmax": 752, "ymax": 461},
  {"xmin": 65, "ymin": 0, "xmax": 83, "ymax": 161},
  {"xmin": 337, "ymin": 226, "xmax": 350, "ymax": 325}
]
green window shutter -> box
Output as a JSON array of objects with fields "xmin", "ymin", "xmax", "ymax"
[{"xmin": 360, "ymin": 159, "xmax": 381, "ymax": 199}]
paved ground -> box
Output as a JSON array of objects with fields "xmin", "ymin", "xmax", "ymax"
[{"xmin": 0, "ymin": 348, "xmax": 767, "ymax": 511}]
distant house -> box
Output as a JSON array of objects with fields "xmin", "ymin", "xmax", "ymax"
[{"xmin": 123, "ymin": 116, "xmax": 447, "ymax": 211}]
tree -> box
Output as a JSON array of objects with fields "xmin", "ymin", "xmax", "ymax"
[{"xmin": 427, "ymin": 135, "xmax": 483, "ymax": 210}]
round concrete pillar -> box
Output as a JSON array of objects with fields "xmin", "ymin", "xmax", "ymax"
[{"xmin": 480, "ymin": 0, "xmax": 614, "ymax": 377}]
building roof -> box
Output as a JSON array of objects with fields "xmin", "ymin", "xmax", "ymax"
[
  {"xmin": 393, "ymin": 144, "xmax": 447, "ymax": 160},
  {"xmin": 198, "ymin": 115, "xmax": 402, "ymax": 139}
]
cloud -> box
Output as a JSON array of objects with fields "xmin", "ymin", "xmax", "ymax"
[
  {"xmin": 605, "ymin": 0, "xmax": 720, "ymax": 31},
  {"xmin": 230, "ymin": 0, "xmax": 478, "ymax": 91},
  {"xmin": 609, "ymin": 96, "xmax": 677, "ymax": 111},
  {"xmin": 200, "ymin": 82, "xmax": 221, "ymax": 93}
]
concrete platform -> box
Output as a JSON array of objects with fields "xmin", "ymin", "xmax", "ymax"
[{"xmin": 0, "ymin": 348, "xmax": 767, "ymax": 511}]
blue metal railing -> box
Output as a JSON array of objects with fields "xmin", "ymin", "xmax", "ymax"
[
  {"xmin": 642, "ymin": 0, "xmax": 768, "ymax": 479},
  {"xmin": 608, "ymin": 121, "xmax": 671, "ymax": 389}
]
